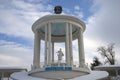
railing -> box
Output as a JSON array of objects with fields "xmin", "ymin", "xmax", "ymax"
[
  {"xmin": 31, "ymin": 61, "xmax": 89, "ymax": 69},
  {"xmin": 39, "ymin": 60, "xmax": 80, "ymax": 67}
]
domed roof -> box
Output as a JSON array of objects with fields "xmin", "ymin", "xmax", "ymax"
[{"xmin": 32, "ymin": 14, "xmax": 86, "ymax": 42}]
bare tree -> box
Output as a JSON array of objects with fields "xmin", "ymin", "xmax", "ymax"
[
  {"xmin": 97, "ymin": 43, "xmax": 115, "ymax": 65},
  {"xmin": 91, "ymin": 57, "xmax": 102, "ymax": 70}
]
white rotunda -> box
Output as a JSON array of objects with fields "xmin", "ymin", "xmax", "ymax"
[
  {"xmin": 11, "ymin": 7, "xmax": 108, "ymax": 80},
  {"xmin": 29, "ymin": 14, "xmax": 90, "ymax": 79},
  {"xmin": 32, "ymin": 14, "xmax": 86, "ymax": 68}
]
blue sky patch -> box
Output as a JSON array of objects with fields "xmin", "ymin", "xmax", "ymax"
[{"xmin": 0, "ymin": 33, "xmax": 33, "ymax": 47}]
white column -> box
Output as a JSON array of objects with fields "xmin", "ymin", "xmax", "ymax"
[
  {"xmin": 39, "ymin": 39, "xmax": 41, "ymax": 67},
  {"xmin": 44, "ymin": 24, "xmax": 48, "ymax": 66},
  {"xmin": 48, "ymin": 23, "xmax": 52, "ymax": 66},
  {"xmin": 33, "ymin": 30, "xmax": 40, "ymax": 69},
  {"xmin": 65, "ymin": 23, "xmax": 70, "ymax": 66},
  {"xmin": 69, "ymin": 24, "xmax": 73, "ymax": 66},
  {"xmin": 78, "ymin": 28, "xmax": 85, "ymax": 68},
  {"xmin": 52, "ymin": 42, "xmax": 54, "ymax": 63}
]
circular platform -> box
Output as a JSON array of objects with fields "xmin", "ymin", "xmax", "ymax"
[
  {"xmin": 11, "ymin": 71, "xmax": 108, "ymax": 80},
  {"xmin": 28, "ymin": 67, "xmax": 90, "ymax": 79}
]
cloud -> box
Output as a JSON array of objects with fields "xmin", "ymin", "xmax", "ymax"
[
  {"xmin": 0, "ymin": 0, "xmax": 52, "ymax": 39},
  {"xmin": 0, "ymin": 40, "xmax": 33, "ymax": 70},
  {"xmin": 86, "ymin": 0, "xmax": 120, "ymax": 43},
  {"xmin": 84, "ymin": 0, "xmax": 120, "ymax": 64},
  {"xmin": 74, "ymin": 11, "xmax": 84, "ymax": 19},
  {"xmin": 0, "ymin": 54, "xmax": 22, "ymax": 66},
  {"xmin": 74, "ymin": 5, "xmax": 80, "ymax": 10},
  {"xmin": 73, "ymin": 5, "xmax": 83, "ymax": 19}
]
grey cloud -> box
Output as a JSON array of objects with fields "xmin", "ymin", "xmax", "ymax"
[
  {"xmin": 0, "ymin": 40, "xmax": 33, "ymax": 69},
  {"xmin": 85, "ymin": 0, "xmax": 120, "ymax": 44},
  {"xmin": 0, "ymin": 0, "xmax": 52, "ymax": 39}
]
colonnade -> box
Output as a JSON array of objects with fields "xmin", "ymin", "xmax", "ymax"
[{"xmin": 33, "ymin": 22, "xmax": 85, "ymax": 69}]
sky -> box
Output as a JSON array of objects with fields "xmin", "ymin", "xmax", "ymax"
[{"xmin": 0, "ymin": 0, "xmax": 120, "ymax": 70}]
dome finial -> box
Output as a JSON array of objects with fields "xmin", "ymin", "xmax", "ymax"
[{"xmin": 54, "ymin": 6, "xmax": 62, "ymax": 14}]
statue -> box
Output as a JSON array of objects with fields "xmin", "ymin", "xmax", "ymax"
[{"xmin": 57, "ymin": 48, "xmax": 64, "ymax": 66}]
